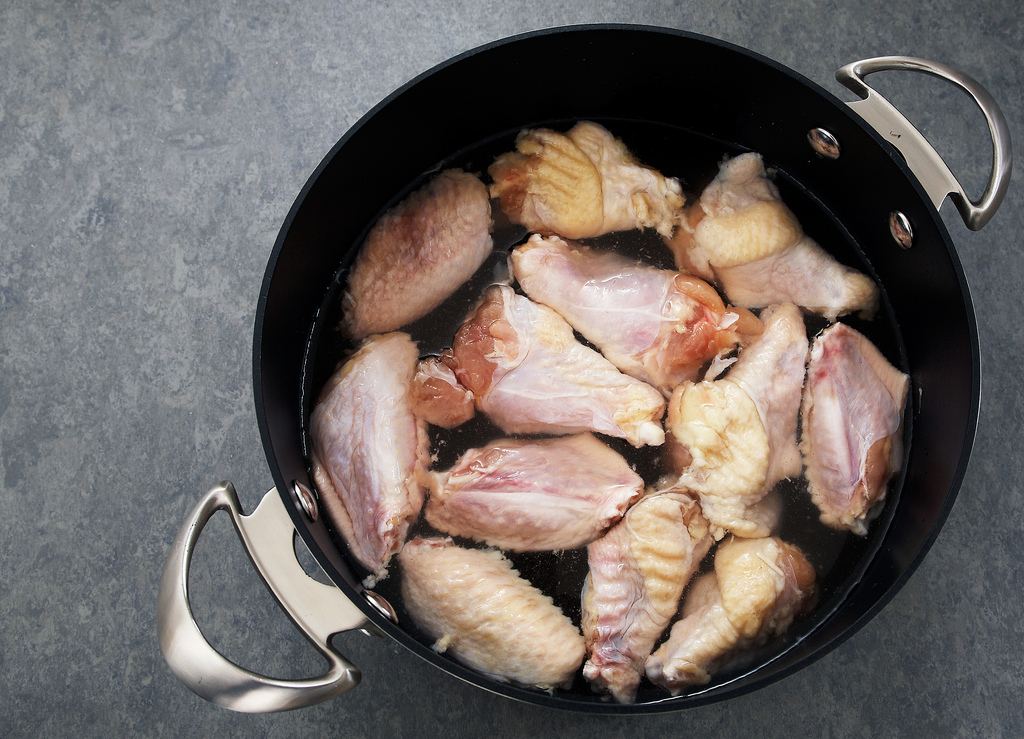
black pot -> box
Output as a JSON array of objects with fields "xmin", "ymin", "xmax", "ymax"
[{"xmin": 158, "ymin": 25, "xmax": 1010, "ymax": 714}]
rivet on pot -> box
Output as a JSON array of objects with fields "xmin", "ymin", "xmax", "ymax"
[
  {"xmin": 363, "ymin": 590, "xmax": 398, "ymax": 624},
  {"xmin": 292, "ymin": 481, "xmax": 319, "ymax": 522},
  {"xmin": 808, "ymin": 128, "xmax": 841, "ymax": 159},
  {"xmin": 889, "ymin": 211, "xmax": 914, "ymax": 249}
]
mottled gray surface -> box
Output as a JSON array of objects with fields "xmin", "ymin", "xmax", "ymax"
[{"xmin": 1, "ymin": 0, "xmax": 1021, "ymax": 736}]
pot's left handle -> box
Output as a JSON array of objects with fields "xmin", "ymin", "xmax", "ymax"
[{"xmin": 157, "ymin": 482, "xmax": 369, "ymax": 712}]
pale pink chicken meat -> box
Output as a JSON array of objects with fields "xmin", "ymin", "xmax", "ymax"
[
  {"xmin": 511, "ymin": 234, "xmax": 763, "ymax": 395},
  {"xmin": 645, "ymin": 536, "xmax": 816, "ymax": 693},
  {"xmin": 409, "ymin": 355, "xmax": 476, "ymax": 429},
  {"xmin": 666, "ymin": 153, "xmax": 878, "ymax": 321},
  {"xmin": 399, "ymin": 537, "xmax": 586, "ymax": 690},
  {"xmin": 309, "ymin": 332, "xmax": 430, "ymax": 584},
  {"xmin": 665, "ymin": 303, "xmax": 809, "ymax": 539},
  {"xmin": 581, "ymin": 488, "xmax": 713, "ymax": 703},
  {"xmin": 426, "ymin": 433, "xmax": 644, "ymax": 551},
  {"xmin": 489, "ymin": 121, "xmax": 686, "ymax": 240},
  {"xmin": 342, "ymin": 168, "xmax": 493, "ymax": 339},
  {"xmin": 445, "ymin": 284, "xmax": 666, "ymax": 447},
  {"xmin": 801, "ymin": 322, "xmax": 909, "ymax": 534}
]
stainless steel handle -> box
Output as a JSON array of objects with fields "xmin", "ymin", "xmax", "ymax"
[
  {"xmin": 157, "ymin": 482, "xmax": 369, "ymax": 712},
  {"xmin": 836, "ymin": 56, "xmax": 1012, "ymax": 230}
]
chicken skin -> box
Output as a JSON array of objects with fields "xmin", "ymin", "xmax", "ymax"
[
  {"xmin": 645, "ymin": 536, "xmax": 816, "ymax": 693},
  {"xmin": 666, "ymin": 153, "xmax": 878, "ymax": 320},
  {"xmin": 489, "ymin": 121, "xmax": 686, "ymax": 240},
  {"xmin": 399, "ymin": 537, "xmax": 586, "ymax": 690},
  {"xmin": 445, "ymin": 284, "xmax": 666, "ymax": 447},
  {"xmin": 582, "ymin": 489, "xmax": 712, "ymax": 703},
  {"xmin": 666, "ymin": 303, "xmax": 808, "ymax": 539},
  {"xmin": 342, "ymin": 168, "xmax": 493, "ymax": 339},
  {"xmin": 511, "ymin": 234, "xmax": 763, "ymax": 395},
  {"xmin": 801, "ymin": 323, "xmax": 909, "ymax": 534},
  {"xmin": 426, "ymin": 433, "xmax": 643, "ymax": 551},
  {"xmin": 309, "ymin": 332, "xmax": 430, "ymax": 584}
]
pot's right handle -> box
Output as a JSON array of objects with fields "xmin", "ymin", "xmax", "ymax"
[
  {"xmin": 836, "ymin": 56, "xmax": 1012, "ymax": 230},
  {"xmin": 158, "ymin": 482, "xmax": 370, "ymax": 712}
]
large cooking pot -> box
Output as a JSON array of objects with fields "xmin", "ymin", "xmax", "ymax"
[{"xmin": 157, "ymin": 25, "xmax": 1011, "ymax": 713}]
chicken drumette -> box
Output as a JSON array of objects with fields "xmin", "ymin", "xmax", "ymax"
[
  {"xmin": 445, "ymin": 284, "xmax": 666, "ymax": 447},
  {"xmin": 511, "ymin": 234, "xmax": 762, "ymax": 395}
]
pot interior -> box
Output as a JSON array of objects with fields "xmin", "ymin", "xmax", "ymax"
[{"xmin": 254, "ymin": 25, "xmax": 978, "ymax": 712}]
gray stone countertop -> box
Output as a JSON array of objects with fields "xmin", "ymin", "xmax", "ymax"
[{"xmin": 2, "ymin": 1, "xmax": 1021, "ymax": 736}]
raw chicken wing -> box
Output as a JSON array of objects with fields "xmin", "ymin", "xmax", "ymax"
[
  {"xmin": 581, "ymin": 488, "xmax": 712, "ymax": 703},
  {"xmin": 409, "ymin": 355, "xmax": 476, "ymax": 428},
  {"xmin": 343, "ymin": 168, "xmax": 493, "ymax": 339},
  {"xmin": 666, "ymin": 303, "xmax": 808, "ymax": 538},
  {"xmin": 666, "ymin": 153, "xmax": 878, "ymax": 320},
  {"xmin": 801, "ymin": 323, "xmax": 909, "ymax": 534},
  {"xmin": 511, "ymin": 234, "xmax": 763, "ymax": 395},
  {"xmin": 645, "ymin": 536, "xmax": 816, "ymax": 693},
  {"xmin": 426, "ymin": 433, "xmax": 643, "ymax": 551},
  {"xmin": 445, "ymin": 284, "xmax": 666, "ymax": 447},
  {"xmin": 489, "ymin": 121, "xmax": 685, "ymax": 240},
  {"xmin": 309, "ymin": 332, "xmax": 430, "ymax": 583},
  {"xmin": 399, "ymin": 537, "xmax": 586, "ymax": 690}
]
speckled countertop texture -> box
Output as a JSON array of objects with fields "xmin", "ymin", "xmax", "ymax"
[{"xmin": 1, "ymin": 1, "xmax": 1021, "ymax": 736}]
